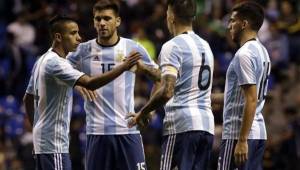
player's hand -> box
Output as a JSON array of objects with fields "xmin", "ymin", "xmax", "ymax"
[
  {"xmin": 74, "ymin": 85, "xmax": 97, "ymax": 102},
  {"xmin": 127, "ymin": 112, "xmax": 152, "ymax": 128},
  {"xmin": 126, "ymin": 112, "xmax": 137, "ymax": 128},
  {"xmin": 123, "ymin": 51, "xmax": 141, "ymax": 70},
  {"xmin": 234, "ymin": 140, "xmax": 248, "ymax": 166},
  {"xmin": 136, "ymin": 60, "xmax": 146, "ymax": 71}
]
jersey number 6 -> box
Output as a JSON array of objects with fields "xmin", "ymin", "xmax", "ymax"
[{"xmin": 198, "ymin": 53, "xmax": 211, "ymax": 91}]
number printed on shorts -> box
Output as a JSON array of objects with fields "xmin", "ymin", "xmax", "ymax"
[{"xmin": 136, "ymin": 162, "xmax": 145, "ymax": 170}]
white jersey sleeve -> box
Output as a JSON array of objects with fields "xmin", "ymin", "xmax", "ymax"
[
  {"xmin": 45, "ymin": 57, "xmax": 84, "ymax": 87},
  {"xmin": 235, "ymin": 51, "xmax": 257, "ymax": 85},
  {"xmin": 159, "ymin": 42, "xmax": 181, "ymax": 72}
]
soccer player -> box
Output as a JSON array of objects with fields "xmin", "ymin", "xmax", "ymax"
[
  {"xmin": 215, "ymin": 1, "xmax": 271, "ymax": 170},
  {"xmin": 23, "ymin": 15, "xmax": 141, "ymax": 170},
  {"xmin": 128, "ymin": 0, "xmax": 215, "ymax": 169},
  {"xmin": 67, "ymin": 0, "xmax": 160, "ymax": 170}
]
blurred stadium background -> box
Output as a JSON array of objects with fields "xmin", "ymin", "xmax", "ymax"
[{"xmin": 0, "ymin": 0, "xmax": 300, "ymax": 169}]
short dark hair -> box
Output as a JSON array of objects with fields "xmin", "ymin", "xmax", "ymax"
[
  {"xmin": 232, "ymin": 1, "xmax": 264, "ymax": 31},
  {"xmin": 93, "ymin": 0, "xmax": 120, "ymax": 16},
  {"xmin": 48, "ymin": 15, "xmax": 76, "ymax": 38},
  {"xmin": 167, "ymin": 0, "xmax": 196, "ymax": 25}
]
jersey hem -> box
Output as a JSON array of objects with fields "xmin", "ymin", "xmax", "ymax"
[
  {"xmin": 34, "ymin": 151, "xmax": 69, "ymax": 154},
  {"xmin": 86, "ymin": 131, "xmax": 140, "ymax": 135},
  {"xmin": 163, "ymin": 129, "xmax": 214, "ymax": 136},
  {"xmin": 222, "ymin": 137, "xmax": 267, "ymax": 140}
]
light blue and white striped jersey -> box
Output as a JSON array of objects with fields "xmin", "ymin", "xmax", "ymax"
[
  {"xmin": 159, "ymin": 31, "xmax": 215, "ymax": 136},
  {"xmin": 26, "ymin": 49, "xmax": 84, "ymax": 153},
  {"xmin": 67, "ymin": 37, "xmax": 158, "ymax": 135},
  {"xmin": 222, "ymin": 39, "xmax": 271, "ymax": 140}
]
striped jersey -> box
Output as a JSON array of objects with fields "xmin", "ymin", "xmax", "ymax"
[
  {"xmin": 67, "ymin": 37, "xmax": 158, "ymax": 135},
  {"xmin": 222, "ymin": 39, "xmax": 271, "ymax": 139},
  {"xmin": 26, "ymin": 49, "xmax": 84, "ymax": 153},
  {"xmin": 159, "ymin": 31, "xmax": 215, "ymax": 136}
]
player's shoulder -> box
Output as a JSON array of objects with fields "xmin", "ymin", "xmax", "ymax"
[
  {"xmin": 41, "ymin": 49, "xmax": 58, "ymax": 63},
  {"xmin": 120, "ymin": 37, "xmax": 133, "ymax": 42},
  {"xmin": 70, "ymin": 39, "xmax": 94, "ymax": 56},
  {"xmin": 120, "ymin": 37, "xmax": 139, "ymax": 46},
  {"xmin": 237, "ymin": 41, "xmax": 258, "ymax": 57},
  {"xmin": 188, "ymin": 33, "xmax": 212, "ymax": 52},
  {"xmin": 78, "ymin": 39, "xmax": 95, "ymax": 50},
  {"xmin": 166, "ymin": 33, "xmax": 210, "ymax": 50},
  {"xmin": 239, "ymin": 40, "xmax": 266, "ymax": 60},
  {"xmin": 44, "ymin": 50, "xmax": 69, "ymax": 68},
  {"xmin": 161, "ymin": 38, "xmax": 178, "ymax": 52},
  {"xmin": 197, "ymin": 36, "xmax": 210, "ymax": 48}
]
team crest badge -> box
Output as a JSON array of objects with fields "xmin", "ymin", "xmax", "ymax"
[{"xmin": 116, "ymin": 50, "xmax": 125, "ymax": 62}]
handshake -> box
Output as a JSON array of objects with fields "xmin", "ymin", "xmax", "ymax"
[{"xmin": 121, "ymin": 51, "xmax": 143, "ymax": 72}]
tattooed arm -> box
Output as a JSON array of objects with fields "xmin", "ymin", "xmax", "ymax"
[
  {"xmin": 137, "ymin": 60, "xmax": 161, "ymax": 82},
  {"xmin": 128, "ymin": 75, "xmax": 176, "ymax": 127}
]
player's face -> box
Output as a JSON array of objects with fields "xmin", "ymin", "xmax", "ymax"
[
  {"xmin": 61, "ymin": 22, "xmax": 82, "ymax": 52},
  {"xmin": 166, "ymin": 5, "xmax": 175, "ymax": 36},
  {"xmin": 228, "ymin": 11, "xmax": 243, "ymax": 43},
  {"xmin": 94, "ymin": 9, "xmax": 120, "ymax": 39}
]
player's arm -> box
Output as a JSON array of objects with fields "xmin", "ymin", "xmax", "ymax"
[
  {"xmin": 23, "ymin": 93, "xmax": 34, "ymax": 126},
  {"xmin": 141, "ymin": 74, "xmax": 175, "ymax": 113},
  {"xmin": 128, "ymin": 72, "xmax": 176, "ymax": 128},
  {"xmin": 150, "ymin": 79, "xmax": 162, "ymax": 97},
  {"xmin": 234, "ymin": 84, "xmax": 257, "ymax": 165},
  {"xmin": 211, "ymin": 93, "xmax": 224, "ymax": 105},
  {"xmin": 136, "ymin": 60, "xmax": 161, "ymax": 82},
  {"xmin": 76, "ymin": 51, "xmax": 141, "ymax": 90},
  {"xmin": 135, "ymin": 43, "xmax": 161, "ymax": 82}
]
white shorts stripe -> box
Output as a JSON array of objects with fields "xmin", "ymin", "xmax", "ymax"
[
  {"xmin": 162, "ymin": 135, "xmax": 172, "ymax": 170},
  {"xmin": 139, "ymin": 134, "xmax": 146, "ymax": 160},
  {"xmin": 220, "ymin": 140, "xmax": 235, "ymax": 170},
  {"xmin": 167, "ymin": 135, "xmax": 176, "ymax": 170},
  {"xmin": 60, "ymin": 153, "xmax": 63, "ymax": 170},
  {"xmin": 227, "ymin": 140, "xmax": 235, "ymax": 170},
  {"xmin": 54, "ymin": 154, "xmax": 57, "ymax": 170},
  {"xmin": 222, "ymin": 140, "xmax": 229, "ymax": 170},
  {"xmin": 161, "ymin": 134, "xmax": 176, "ymax": 170},
  {"xmin": 58, "ymin": 153, "xmax": 61, "ymax": 170}
]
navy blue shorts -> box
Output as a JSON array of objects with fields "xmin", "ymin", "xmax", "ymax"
[
  {"xmin": 217, "ymin": 139, "xmax": 266, "ymax": 170},
  {"xmin": 85, "ymin": 134, "xmax": 146, "ymax": 170},
  {"xmin": 160, "ymin": 131, "xmax": 214, "ymax": 170},
  {"xmin": 35, "ymin": 153, "xmax": 71, "ymax": 170}
]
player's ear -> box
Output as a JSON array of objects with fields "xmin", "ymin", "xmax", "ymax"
[
  {"xmin": 116, "ymin": 16, "xmax": 121, "ymax": 27},
  {"xmin": 168, "ymin": 9, "xmax": 175, "ymax": 24},
  {"xmin": 54, "ymin": 33, "xmax": 62, "ymax": 42},
  {"xmin": 242, "ymin": 20, "xmax": 248, "ymax": 29}
]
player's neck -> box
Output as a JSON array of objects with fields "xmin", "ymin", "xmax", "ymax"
[
  {"xmin": 239, "ymin": 30, "xmax": 257, "ymax": 46},
  {"xmin": 51, "ymin": 43, "xmax": 66, "ymax": 58},
  {"xmin": 173, "ymin": 25, "xmax": 193, "ymax": 36},
  {"xmin": 97, "ymin": 32, "xmax": 119, "ymax": 47}
]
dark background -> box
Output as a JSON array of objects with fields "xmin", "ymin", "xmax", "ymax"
[{"xmin": 0, "ymin": 0, "xmax": 300, "ymax": 169}]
